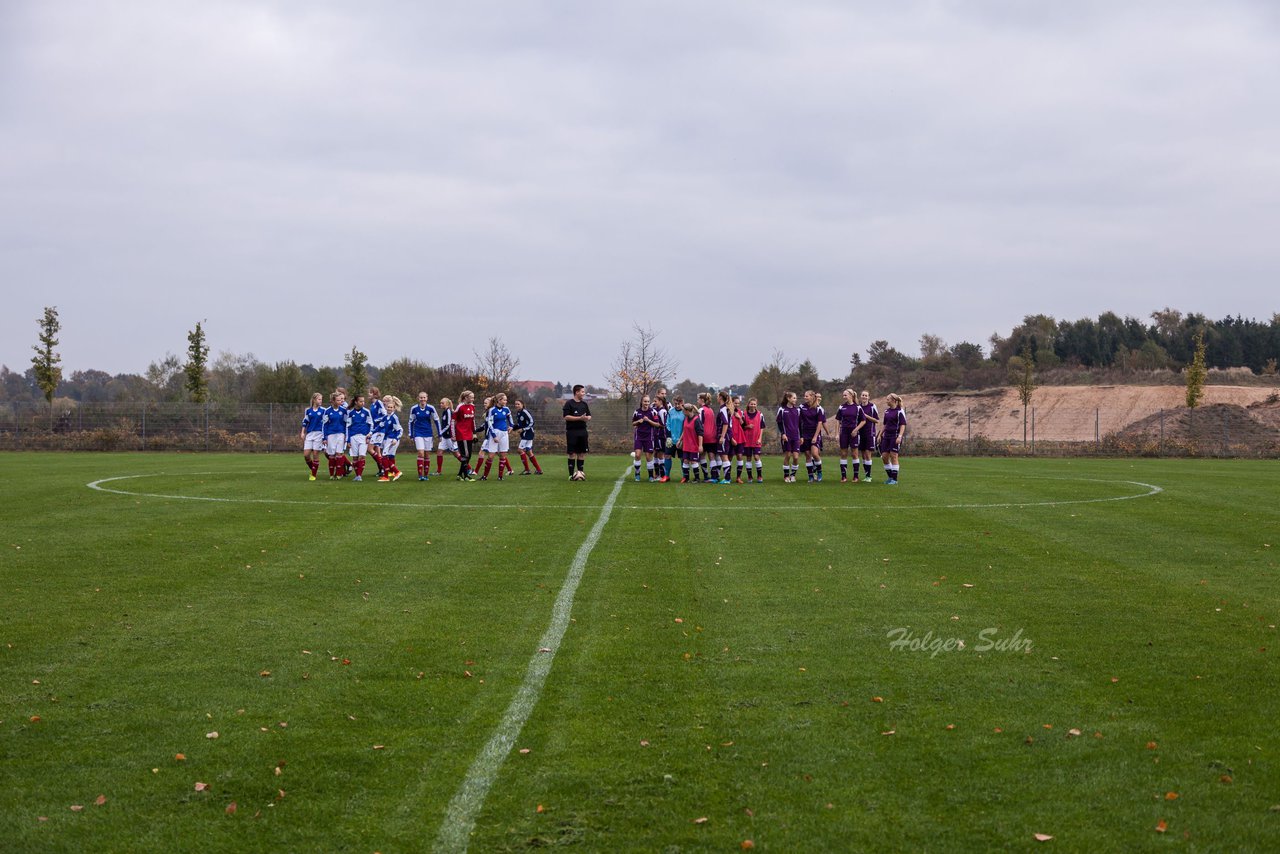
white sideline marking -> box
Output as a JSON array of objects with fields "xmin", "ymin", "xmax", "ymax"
[
  {"xmin": 86, "ymin": 472, "xmax": 1163, "ymax": 511},
  {"xmin": 432, "ymin": 469, "xmax": 627, "ymax": 854}
]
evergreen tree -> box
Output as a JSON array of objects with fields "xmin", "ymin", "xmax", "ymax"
[
  {"xmin": 345, "ymin": 346, "xmax": 369, "ymax": 397},
  {"xmin": 184, "ymin": 321, "xmax": 210, "ymax": 403},
  {"xmin": 31, "ymin": 306, "xmax": 62, "ymax": 406}
]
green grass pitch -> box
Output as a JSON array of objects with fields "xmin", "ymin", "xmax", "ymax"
[{"xmin": 2, "ymin": 453, "xmax": 1278, "ymax": 851}]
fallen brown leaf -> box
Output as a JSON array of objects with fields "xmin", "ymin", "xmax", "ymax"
[
  {"xmin": 1155, "ymin": 819, "xmax": 1168, "ymax": 833},
  {"xmin": 225, "ymin": 802, "xmax": 237, "ymax": 815},
  {"xmin": 693, "ymin": 816, "xmax": 708, "ymax": 824},
  {"xmin": 1033, "ymin": 833, "xmax": 1053, "ymax": 842},
  {"xmin": 194, "ymin": 782, "xmax": 208, "ymax": 792},
  {"xmin": 94, "ymin": 795, "xmax": 107, "ymax": 806},
  {"xmin": 1165, "ymin": 792, "xmax": 1179, "ymax": 800},
  {"xmin": 69, "ymin": 805, "xmax": 83, "ymax": 812}
]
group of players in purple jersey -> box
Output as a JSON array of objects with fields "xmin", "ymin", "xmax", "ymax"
[{"xmin": 631, "ymin": 388, "xmax": 907, "ymax": 485}]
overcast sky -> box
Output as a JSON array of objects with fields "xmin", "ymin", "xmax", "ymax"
[{"xmin": 3, "ymin": 0, "xmax": 1278, "ymax": 385}]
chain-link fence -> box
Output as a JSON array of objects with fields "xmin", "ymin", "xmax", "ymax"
[{"xmin": 1, "ymin": 399, "xmax": 1277, "ymax": 457}]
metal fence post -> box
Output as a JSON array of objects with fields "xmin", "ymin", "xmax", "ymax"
[
  {"xmin": 141, "ymin": 404, "xmax": 146, "ymax": 450},
  {"xmin": 268, "ymin": 403, "xmax": 273, "ymax": 453},
  {"xmin": 967, "ymin": 407, "xmax": 971, "ymax": 452},
  {"xmin": 1159, "ymin": 408, "xmax": 1164, "ymax": 456},
  {"xmin": 205, "ymin": 402, "xmax": 210, "ymax": 452},
  {"xmin": 1222, "ymin": 407, "xmax": 1229, "ymax": 456},
  {"xmin": 1095, "ymin": 407, "xmax": 1100, "ymax": 447},
  {"xmin": 1031, "ymin": 407, "xmax": 1036, "ymax": 455}
]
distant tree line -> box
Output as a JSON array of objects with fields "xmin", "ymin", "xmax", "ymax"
[{"xmin": 5, "ymin": 307, "xmax": 1277, "ymax": 412}]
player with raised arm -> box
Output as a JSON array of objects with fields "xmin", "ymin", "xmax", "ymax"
[
  {"xmin": 377, "ymin": 395, "xmax": 403, "ymax": 481},
  {"xmin": 301, "ymin": 392, "xmax": 325, "ymax": 480},
  {"xmin": 562, "ymin": 385, "xmax": 591, "ymax": 480},
  {"xmin": 879, "ymin": 392, "xmax": 907, "ymax": 485}
]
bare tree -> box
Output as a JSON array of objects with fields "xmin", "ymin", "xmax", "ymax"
[
  {"xmin": 748, "ymin": 349, "xmax": 798, "ymax": 409},
  {"xmin": 606, "ymin": 324, "xmax": 678, "ymax": 409},
  {"xmin": 1010, "ymin": 341, "xmax": 1036, "ymax": 448},
  {"xmin": 473, "ymin": 337, "xmax": 520, "ymax": 395}
]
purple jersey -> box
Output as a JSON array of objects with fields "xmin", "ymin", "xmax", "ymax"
[
  {"xmin": 633, "ymin": 407, "xmax": 658, "ymax": 442},
  {"xmin": 798, "ymin": 404, "xmax": 823, "ymax": 439},
  {"xmin": 882, "ymin": 406, "xmax": 906, "ymax": 437},
  {"xmin": 836, "ymin": 403, "xmax": 860, "ymax": 436},
  {"xmin": 776, "ymin": 405, "xmax": 801, "ymax": 440},
  {"xmin": 858, "ymin": 403, "xmax": 880, "ymax": 438}
]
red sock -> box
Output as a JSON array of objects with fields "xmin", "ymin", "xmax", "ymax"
[
  {"xmin": 436, "ymin": 453, "xmax": 443, "ymax": 474},
  {"xmin": 417, "ymin": 458, "xmax": 425, "ymax": 477},
  {"xmin": 503, "ymin": 457, "xmax": 513, "ymax": 475},
  {"xmin": 484, "ymin": 459, "xmax": 493, "ymax": 477},
  {"xmin": 327, "ymin": 458, "xmax": 336, "ymax": 477},
  {"xmin": 342, "ymin": 455, "xmax": 352, "ymax": 474},
  {"xmin": 519, "ymin": 451, "xmax": 530, "ymax": 472},
  {"xmin": 355, "ymin": 458, "xmax": 365, "ymax": 476},
  {"xmin": 530, "ymin": 453, "xmax": 541, "ymax": 473}
]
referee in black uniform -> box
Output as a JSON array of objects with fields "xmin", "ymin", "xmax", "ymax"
[{"xmin": 562, "ymin": 384, "xmax": 591, "ymax": 480}]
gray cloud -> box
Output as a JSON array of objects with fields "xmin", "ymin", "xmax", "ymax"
[{"xmin": 3, "ymin": 0, "xmax": 1278, "ymax": 384}]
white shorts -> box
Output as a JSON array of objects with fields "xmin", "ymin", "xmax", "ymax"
[
  {"xmin": 381, "ymin": 438, "xmax": 400, "ymax": 457},
  {"xmin": 414, "ymin": 436, "xmax": 435, "ymax": 452},
  {"xmin": 304, "ymin": 431, "xmax": 324, "ymax": 451},
  {"xmin": 348, "ymin": 434, "xmax": 368, "ymax": 457},
  {"xmin": 370, "ymin": 432, "xmax": 385, "ymax": 447},
  {"xmin": 439, "ymin": 438, "xmax": 458, "ymax": 452},
  {"xmin": 484, "ymin": 432, "xmax": 510, "ymax": 454},
  {"xmin": 325, "ymin": 433, "xmax": 346, "ymax": 456},
  {"xmin": 518, "ymin": 438, "xmax": 533, "ymax": 451}
]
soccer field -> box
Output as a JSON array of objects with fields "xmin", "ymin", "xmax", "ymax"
[{"xmin": 2, "ymin": 453, "xmax": 1278, "ymax": 852}]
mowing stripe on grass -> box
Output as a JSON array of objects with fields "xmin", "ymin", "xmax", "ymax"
[
  {"xmin": 432, "ymin": 468, "xmax": 628, "ymax": 854},
  {"xmin": 87, "ymin": 473, "xmax": 1163, "ymax": 511}
]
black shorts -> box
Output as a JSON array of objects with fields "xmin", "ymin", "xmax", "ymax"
[
  {"xmin": 566, "ymin": 432, "xmax": 590, "ymax": 455},
  {"xmin": 800, "ymin": 437, "xmax": 815, "ymax": 453}
]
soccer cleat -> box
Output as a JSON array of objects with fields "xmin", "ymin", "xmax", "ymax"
[
  {"xmin": 353, "ymin": 475, "xmax": 362, "ymax": 482},
  {"xmin": 480, "ymin": 476, "xmax": 487, "ymax": 481},
  {"xmin": 308, "ymin": 474, "xmax": 316, "ymax": 481},
  {"xmin": 852, "ymin": 476, "xmax": 859, "ymax": 483},
  {"xmin": 816, "ymin": 473, "xmax": 823, "ymax": 482},
  {"xmin": 634, "ymin": 474, "xmax": 641, "ymax": 482},
  {"xmin": 378, "ymin": 476, "xmax": 390, "ymax": 482},
  {"xmin": 534, "ymin": 470, "xmax": 543, "ymax": 475},
  {"xmin": 735, "ymin": 477, "xmax": 744, "ymax": 484},
  {"xmin": 418, "ymin": 476, "xmax": 426, "ymax": 481},
  {"xmin": 680, "ymin": 477, "xmax": 689, "ymax": 483},
  {"xmin": 659, "ymin": 476, "xmax": 669, "ymax": 483},
  {"xmin": 520, "ymin": 470, "xmax": 531, "ymax": 476},
  {"xmin": 391, "ymin": 471, "xmax": 402, "ymax": 481},
  {"xmin": 841, "ymin": 477, "xmax": 847, "ymax": 483},
  {"xmin": 886, "ymin": 479, "xmax": 897, "ymax": 485}
]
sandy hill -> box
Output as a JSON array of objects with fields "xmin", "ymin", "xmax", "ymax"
[{"xmin": 901, "ymin": 385, "xmax": 1280, "ymax": 442}]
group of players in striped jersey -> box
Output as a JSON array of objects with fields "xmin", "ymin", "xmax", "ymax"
[
  {"xmin": 300, "ymin": 386, "xmax": 542, "ymax": 483},
  {"xmin": 631, "ymin": 388, "xmax": 907, "ymax": 485}
]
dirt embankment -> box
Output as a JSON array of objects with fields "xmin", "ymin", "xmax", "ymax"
[{"xmin": 901, "ymin": 386, "xmax": 1280, "ymax": 441}]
